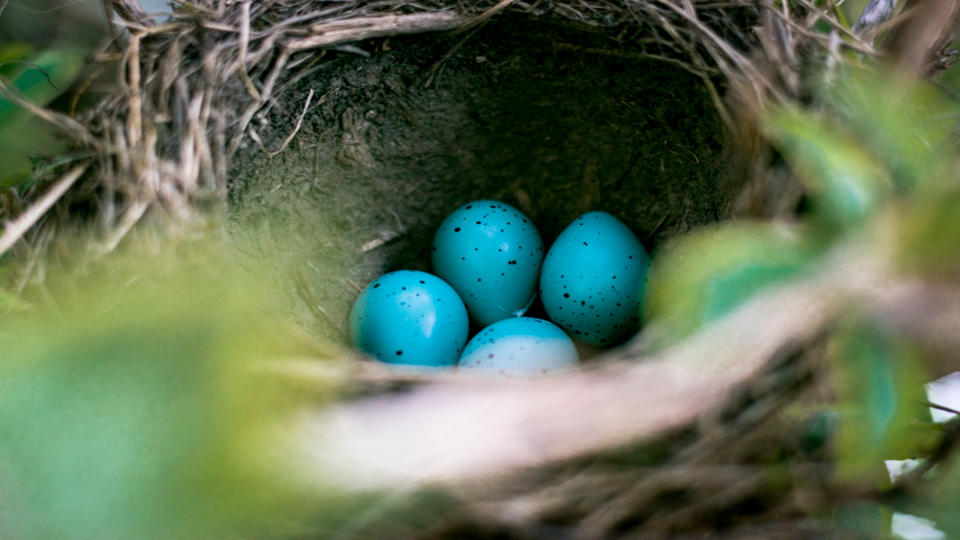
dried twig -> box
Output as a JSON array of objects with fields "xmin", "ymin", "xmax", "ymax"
[
  {"xmin": 883, "ymin": 0, "xmax": 960, "ymax": 79},
  {"xmin": 0, "ymin": 164, "xmax": 89, "ymax": 257},
  {"xmin": 264, "ymin": 88, "xmax": 315, "ymax": 157},
  {"xmin": 0, "ymin": 79, "xmax": 97, "ymax": 147},
  {"xmin": 456, "ymin": 0, "xmax": 517, "ymax": 32},
  {"xmin": 288, "ymin": 12, "xmax": 466, "ymax": 51},
  {"xmin": 1, "ymin": 0, "xmax": 851, "ymax": 263},
  {"xmin": 881, "ymin": 416, "xmax": 960, "ymax": 505},
  {"xmin": 111, "ymin": 0, "xmax": 151, "ymax": 24},
  {"xmin": 238, "ymin": 1, "xmax": 262, "ymax": 102}
]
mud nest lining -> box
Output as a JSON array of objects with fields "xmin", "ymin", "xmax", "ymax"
[{"xmin": 229, "ymin": 15, "xmax": 736, "ymax": 340}]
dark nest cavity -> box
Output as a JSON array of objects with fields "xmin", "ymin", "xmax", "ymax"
[{"xmin": 228, "ymin": 15, "xmax": 735, "ymax": 341}]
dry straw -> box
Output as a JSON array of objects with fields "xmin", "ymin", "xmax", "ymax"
[
  {"xmin": 2, "ymin": 0, "xmax": 876, "ymax": 256},
  {"xmin": 3, "ymin": 0, "xmax": 960, "ymax": 536}
]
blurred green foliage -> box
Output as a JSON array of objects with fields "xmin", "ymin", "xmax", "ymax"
[
  {"xmin": 831, "ymin": 317, "xmax": 936, "ymax": 480},
  {"xmin": 642, "ymin": 74, "xmax": 960, "ymax": 344},
  {"xmin": 893, "ymin": 181, "xmax": 960, "ymax": 276},
  {"xmin": 645, "ymin": 69, "xmax": 960, "ymax": 340},
  {"xmin": 645, "ymin": 66, "xmax": 960, "ymax": 534},
  {"xmin": 0, "ymin": 47, "xmax": 87, "ymax": 185},
  {"xmin": 900, "ymin": 423, "xmax": 960, "ymax": 536},
  {"xmin": 767, "ymin": 106, "xmax": 892, "ymax": 230},
  {"xmin": 0, "ymin": 0, "xmax": 108, "ymax": 186},
  {"xmin": 0, "ymin": 286, "xmax": 26, "ymax": 312},
  {"xmin": 644, "ymin": 222, "xmax": 817, "ymax": 343},
  {"xmin": 0, "ymin": 235, "xmax": 345, "ymax": 538},
  {"xmin": 825, "ymin": 74, "xmax": 956, "ymax": 193}
]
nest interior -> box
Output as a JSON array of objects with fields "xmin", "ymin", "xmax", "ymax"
[{"xmin": 228, "ymin": 15, "xmax": 737, "ymax": 341}]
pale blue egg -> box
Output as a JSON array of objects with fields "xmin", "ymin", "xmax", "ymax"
[
  {"xmin": 432, "ymin": 200, "xmax": 544, "ymax": 326},
  {"xmin": 349, "ymin": 270, "xmax": 468, "ymax": 368},
  {"xmin": 459, "ymin": 317, "xmax": 578, "ymax": 377},
  {"xmin": 540, "ymin": 212, "xmax": 650, "ymax": 346}
]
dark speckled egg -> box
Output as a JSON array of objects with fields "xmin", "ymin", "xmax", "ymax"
[
  {"xmin": 432, "ymin": 200, "xmax": 544, "ymax": 326},
  {"xmin": 349, "ymin": 270, "xmax": 468, "ymax": 368},
  {"xmin": 539, "ymin": 212, "xmax": 650, "ymax": 346}
]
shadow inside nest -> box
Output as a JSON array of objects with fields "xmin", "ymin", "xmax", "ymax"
[{"xmin": 227, "ymin": 15, "xmax": 740, "ymax": 344}]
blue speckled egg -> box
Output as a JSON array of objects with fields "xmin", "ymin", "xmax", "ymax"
[
  {"xmin": 459, "ymin": 317, "xmax": 578, "ymax": 377},
  {"xmin": 540, "ymin": 212, "xmax": 651, "ymax": 346},
  {"xmin": 349, "ymin": 270, "xmax": 468, "ymax": 368},
  {"xmin": 432, "ymin": 200, "xmax": 544, "ymax": 326}
]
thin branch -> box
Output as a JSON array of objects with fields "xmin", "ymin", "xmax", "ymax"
[
  {"xmin": 0, "ymin": 164, "xmax": 89, "ymax": 257},
  {"xmin": 0, "ymin": 79, "xmax": 96, "ymax": 146},
  {"xmin": 287, "ymin": 12, "xmax": 466, "ymax": 51},
  {"xmin": 111, "ymin": 0, "xmax": 152, "ymax": 24},
  {"xmin": 455, "ymin": 0, "xmax": 516, "ymax": 32},
  {"xmin": 884, "ymin": 416, "xmax": 960, "ymax": 499},
  {"xmin": 238, "ymin": 1, "xmax": 262, "ymax": 102},
  {"xmin": 925, "ymin": 401, "xmax": 960, "ymax": 417},
  {"xmin": 0, "ymin": 60, "xmax": 60, "ymax": 90},
  {"xmin": 265, "ymin": 88, "xmax": 314, "ymax": 157},
  {"xmin": 883, "ymin": 0, "xmax": 959, "ymax": 79}
]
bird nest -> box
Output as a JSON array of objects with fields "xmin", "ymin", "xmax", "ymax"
[{"xmin": 2, "ymin": 0, "xmax": 958, "ymax": 538}]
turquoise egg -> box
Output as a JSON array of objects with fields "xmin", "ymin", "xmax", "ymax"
[
  {"xmin": 459, "ymin": 317, "xmax": 578, "ymax": 377},
  {"xmin": 349, "ymin": 270, "xmax": 468, "ymax": 368},
  {"xmin": 432, "ymin": 200, "xmax": 544, "ymax": 326},
  {"xmin": 540, "ymin": 212, "xmax": 650, "ymax": 346}
]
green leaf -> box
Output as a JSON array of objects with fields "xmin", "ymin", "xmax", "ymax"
[
  {"xmin": 767, "ymin": 106, "xmax": 892, "ymax": 230},
  {"xmin": 644, "ymin": 222, "xmax": 817, "ymax": 344},
  {"xmin": 0, "ymin": 287, "xmax": 27, "ymax": 313},
  {"xmin": 824, "ymin": 70, "xmax": 959, "ymax": 194},
  {"xmin": 0, "ymin": 48, "xmax": 86, "ymax": 186},
  {"xmin": 891, "ymin": 187, "xmax": 960, "ymax": 275},
  {"xmin": 0, "ymin": 43, "xmax": 33, "ymax": 68},
  {"xmin": 0, "ymin": 237, "xmax": 343, "ymax": 539},
  {"xmin": 0, "ymin": 48, "xmax": 86, "ymax": 121},
  {"xmin": 899, "ymin": 425, "xmax": 960, "ymax": 537},
  {"xmin": 831, "ymin": 317, "xmax": 934, "ymax": 481}
]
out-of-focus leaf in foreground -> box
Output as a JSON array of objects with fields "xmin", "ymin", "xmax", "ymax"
[
  {"xmin": 767, "ymin": 69, "xmax": 960, "ymax": 236},
  {"xmin": 0, "ymin": 47, "xmax": 87, "ymax": 185},
  {"xmin": 644, "ymin": 222, "xmax": 817, "ymax": 344},
  {"xmin": 831, "ymin": 317, "xmax": 935, "ymax": 481},
  {"xmin": 645, "ymin": 67, "xmax": 960, "ymax": 531},
  {"xmin": 647, "ymin": 67, "xmax": 960, "ymax": 345},
  {"xmin": 824, "ymin": 71, "xmax": 958, "ymax": 194},
  {"xmin": 0, "ymin": 286, "xmax": 27, "ymax": 312},
  {"xmin": 898, "ymin": 419, "xmax": 960, "ymax": 537},
  {"xmin": 0, "ymin": 235, "xmax": 344, "ymax": 539},
  {"xmin": 891, "ymin": 185, "xmax": 960, "ymax": 275},
  {"xmin": 767, "ymin": 106, "xmax": 892, "ymax": 230}
]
